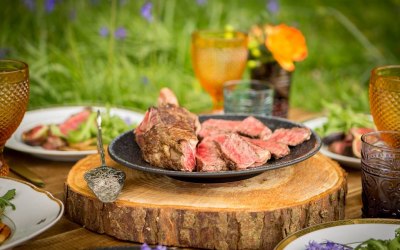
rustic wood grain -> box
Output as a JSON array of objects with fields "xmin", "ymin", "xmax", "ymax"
[{"xmin": 64, "ymin": 152, "xmax": 347, "ymax": 250}]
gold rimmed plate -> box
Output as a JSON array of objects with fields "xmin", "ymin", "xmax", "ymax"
[
  {"xmin": 6, "ymin": 106, "xmax": 144, "ymax": 162},
  {"xmin": 275, "ymin": 218, "xmax": 400, "ymax": 249},
  {"xmin": 0, "ymin": 176, "xmax": 64, "ymax": 250},
  {"xmin": 108, "ymin": 115, "xmax": 322, "ymax": 183}
]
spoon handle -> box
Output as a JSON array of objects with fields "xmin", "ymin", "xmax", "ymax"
[{"xmin": 96, "ymin": 110, "xmax": 107, "ymax": 167}]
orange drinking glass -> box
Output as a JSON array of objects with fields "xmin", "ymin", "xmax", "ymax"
[
  {"xmin": 191, "ymin": 30, "xmax": 248, "ymax": 111},
  {"xmin": 369, "ymin": 65, "xmax": 400, "ymax": 132},
  {"xmin": 0, "ymin": 59, "xmax": 30, "ymax": 176}
]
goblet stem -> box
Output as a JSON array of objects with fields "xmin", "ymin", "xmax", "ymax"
[
  {"xmin": 0, "ymin": 144, "xmax": 9, "ymax": 176},
  {"xmin": 211, "ymin": 96, "xmax": 223, "ymax": 112}
]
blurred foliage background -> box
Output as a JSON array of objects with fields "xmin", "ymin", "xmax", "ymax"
[{"xmin": 0, "ymin": 0, "xmax": 399, "ymax": 114}]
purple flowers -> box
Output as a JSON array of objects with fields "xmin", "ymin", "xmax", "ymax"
[
  {"xmin": 114, "ymin": 27, "xmax": 127, "ymax": 40},
  {"xmin": 45, "ymin": 0, "xmax": 56, "ymax": 12},
  {"xmin": 306, "ymin": 241, "xmax": 352, "ymax": 250},
  {"xmin": 266, "ymin": 0, "xmax": 279, "ymax": 13},
  {"xmin": 141, "ymin": 1, "xmax": 153, "ymax": 22},
  {"xmin": 22, "ymin": 0, "xmax": 60, "ymax": 13},
  {"xmin": 99, "ymin": 26, "xmax": 127, "ymax": 40},
  {"xmin": 141, "ymin": 76, "xmax": 149, "ymax": 86},
  {"xmin": 0, "ymin": 48, "xmax": 10, "ymax": 59},
  {"xmin": 99, "ymin": 27, "xmax": 109, "ymax": 37},
  {"xmin": 141, "ymin": 243, "xmax": 167, "ymax": 250},
  {"xmin": 22, "ymin": 0, "xmax": 35, "ymax": 11},
  {"xmin": 196, "ymin": 0, "xmax": 207, "ymax": 6}
]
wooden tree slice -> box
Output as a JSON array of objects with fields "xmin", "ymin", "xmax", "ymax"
[{"xmin": 64, "ymin": 152, "xmax": 347, "ymax": 250}]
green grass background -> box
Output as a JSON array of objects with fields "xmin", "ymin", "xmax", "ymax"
[{"xmin": 1, "ymin": 0, "xmax": 398, "ymax": 114}]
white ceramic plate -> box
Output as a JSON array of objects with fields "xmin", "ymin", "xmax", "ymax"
[
  {"xmin": 302, "ymin": 117, "xmax": 361, "ymax": 169},
  {"xmin": 0, "ymin": 176, "xmax": 64, "ymax": 250},
  {"xmin": 6, "ymin": 106, "xmax": 144, "ymax": 162},
  {"xmin": 275, "ymin": 218, "xmax": 400, "ymax": 249}
]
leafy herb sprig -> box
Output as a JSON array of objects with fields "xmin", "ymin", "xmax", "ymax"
[
  {"xmin": 315, "ymin": 102, "xmax": 374, "ymax": 138},
  {"xmin": 0, "ymin": 189, "xmax": 16, "ymax": 217}
]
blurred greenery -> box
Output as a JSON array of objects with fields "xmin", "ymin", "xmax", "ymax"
[{"xmin": 0, "ymin": 0, "xmax": 398, "ymax": 114}]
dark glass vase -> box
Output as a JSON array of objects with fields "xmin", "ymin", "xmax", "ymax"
[{"xmin": 250, "ymin": 61, "xmax": 292, "ymax": 118}]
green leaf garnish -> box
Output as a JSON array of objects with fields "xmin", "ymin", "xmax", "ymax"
[
  {"xmin": 0, "ymin": 189, "xmax": 16, "ymax": 216},
  {"xmin": 315, "ymin": 101, "xmax": 374, "ymax": 138}
]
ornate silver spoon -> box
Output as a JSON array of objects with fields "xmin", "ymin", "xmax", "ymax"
[{"xmin": 84, "ymin": 110, "xmax": 126, "ymax": 203}]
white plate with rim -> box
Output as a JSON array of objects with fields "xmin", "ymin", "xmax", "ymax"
[
  {"xmin": 302, "ymin": 117, "xmax": 361, "ymax": 169},
  {"xmin": 6, "ymin": 106, "xmax": 144, "ymax": 162},
  {"xmin": 275, "ymin": 218, "xmax": 400, "ymax": 249},
  {"xmin": 0, "ymin": 176, "xmax": 64, "ymax": 250}
]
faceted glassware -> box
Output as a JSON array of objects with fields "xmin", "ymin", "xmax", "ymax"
[
  {"xmin": 191, "ymin": 30, "xmax": 248, "ymax": 111},
  {"xmin": 369, "ymin": 65, "xmax": 400, "ymax": 131},
  {"xmin": 361, "ymin": 131, "xmax": 400, "ymax": 218},
  {"xmin": 0, "ymin": 59, "xmax": 30, "ymax": 176}
]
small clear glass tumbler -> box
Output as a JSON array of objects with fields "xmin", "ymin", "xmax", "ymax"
[{"xmin": 223, "ymin": 80, "xmax": 274, "ymax": 117}]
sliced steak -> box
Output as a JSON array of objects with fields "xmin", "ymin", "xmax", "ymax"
[
  {"xmin": 59, "ymin": 108, "xmax": 91, "ymax": 135},
  {"xmin": 135, "ymin": 89, "xmax": 200, "ymax": 172},
  {"xmin": 198, "ymin": 119, "xmax": 241, "ymax": 138},
  {"xmin": 243, "ymin": 137, "xmax": 290, "ymax": 159},
  {"xmin": 213, "ymin": 133, "xmax": 259, "ymax": 170},
  {"xmin": 236, "ymin": 116, "xmax": 272, "ymax": 139},
  {"xmin": 196, "ymin": 137, "xmax": 227, "ymax": 172},
  {"xmin": 269, "ymin": 127, "xmax": 311, "ymax": 146},
  {"xmin": 243, "ymin": 137, "xmax": 271, "ymax": 166}
]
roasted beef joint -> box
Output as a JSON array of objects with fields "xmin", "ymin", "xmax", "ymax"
[{"xmin": 135, "ymin": 88, "xmax": 200, "ymax": 172}]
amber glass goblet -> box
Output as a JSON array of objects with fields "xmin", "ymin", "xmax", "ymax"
[
  {"xmin": 0, "ymin": 59, "xmax": 30, "ymax": 176},
  {"xmin": 369, "ymin": 65, "xmax": 400, "ymax": 132},
  {"xmin": 191, "ymin": 30, "xmax": 248, "ymax": 111}
]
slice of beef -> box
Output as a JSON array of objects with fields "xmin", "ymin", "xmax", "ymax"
[
  {"xmin": 243, "ymin": 137, "xmax": 290, "ymax": 159},
  {"xmin": 198, "ymin": 119, "xmax": 241, "ymax": 139},
  {"xmin": 199, "ymin": 116, "xmax": 271, "ymax": 140},
  {"xmin": 213, "ymin": 133, "xmax": 259, "ymax": 170},
  {"xmin": 135, "ymin": 90, "xmax": 200, "ymax": 172},
  {"xmin": 58, "ymin": 108, "xmax": 91, "ymax": 136},
  {"xmin": 244, "ymin": 138, "xmax": 271, "ymax": 166},
  {"xmin": 269, "ymin": 127, "xmax": 311, "ymax": 146},
  {"xmin": 236, "ymin": 116, "xmax": 272, "ymax": 139},
  {"xmin": 196, "ymin": 137, "xmax": 227, "ymax": 172}
]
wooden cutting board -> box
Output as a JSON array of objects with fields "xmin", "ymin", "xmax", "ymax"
[{"xmin": 64, "ymin": 152, "xmax": 347, "ymax": 250}]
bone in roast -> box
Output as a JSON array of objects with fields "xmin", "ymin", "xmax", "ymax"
[{"xmin": 135, "ymin": 88, "xmax": 200, "ymax": 172}]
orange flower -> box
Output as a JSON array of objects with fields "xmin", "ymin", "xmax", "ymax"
[{"xmin": 265, "ymin": 24, "xmax": 308, "ymax": 72}]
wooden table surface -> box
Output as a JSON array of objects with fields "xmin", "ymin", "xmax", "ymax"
[{"xmin": 5, "ymin": 108, "xmax": 363, "ymax": 250}]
